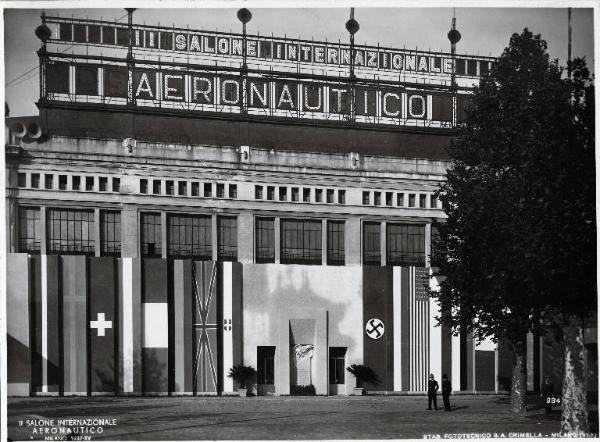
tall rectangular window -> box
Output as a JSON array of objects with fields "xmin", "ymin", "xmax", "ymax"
[
  {"xmin": 59, "ymin": 175, "xmax": 68, "ymax": 190},
  {"xmin": 99, "ymin": 177, "xmax": 108, "ymax": 192},
  {"xmin": 141, "ymin": 213, "xmax": 162, "ymax": 257},
  {"xmin": 100, "ymin": 211, "xmax": 121, "ymax": 257},
  {"xmin": 386, "ymin": 192, "xmax": 393, "ymax": 206},
  {"xmin": 140, "ymin": 179, "xmax": 148, "ymax": 194},
  {"xmin": 178, "ymin": 181, "xmax": 187, "ymax": 196},
  {"xmin": 397, "ymin": 193, "xmax": 404, "ymax": 207},
  {"xmin": 291, "ymin": 187, "xmax": 299, "ymax": 202},
  {"xmin": 419, "ymin": 194, "xmax": 427, "ymax": 208},
  {"xmin": 218, "ymin": 216, "xmax": 237, "ymax": 261},
  {"xmin": 72, "ymin": 176, "xmax": 81, "ymax": 191},
  {"xmin": 408, "ymin": 193, "xmax": 416, "ymax": 207},
  {"xmin": 303, "ymin": 188, "xmax": 311, "ymax": 202},
  {"xmin": 191, "ymin": 182, "xmax": 199, "ymax": 196},
  {"xmin": 338, "ymin": 190, "xmax": 346, "ymax": 204},
  {"xmin": 86, "ymin": 176, "xmax": 94, "ymax": 191},
  {"xmin": 167, "ymin": 214, "xmax": 212, "ymax": 259},
  {"xmin": 386, "ymin": 223, "xmax": 425, "ymax": 266},
  {"xmin": 255, "ymin": 217, "xmax": 275, "ymax": 263},
  {"xmin": 18, "ymin": 173, "xmax": 26, "ymax": 188},
  {"xmin": 374, "ymin": 191, "xmax": 381, "ymax": 206},
  {"xmin": 362, "ymin": 191, "xmax": 370, "ymax": 205},
  {"xmin": 204, "ymin": 183, "xmax": 212, "ymax": 197},
  {"xmin": 152, "ymin": 180, "xmax": 161, "ymax": 195},
  {"xmin": 430, "ymin": 196, "xmax": 438, "ymax": 209},
  {"xmin": 166, "ymin": 180, "xmax": 174, "ymax": 195},
  {"xmin": 281, "ymin": 219, "xmax": 322, "ymax": 265},
  {"xmin": 329, "ymin": 347, "xmax": 346, "ymax": 384},
  {"xmin": 18, "ymin": 206, "xmax": 41, "ymax": 253},
  {"xmin": 315, "ymin": 188, "xmax": 323, "ymax": 203},
  {"xmin": 257, "ymin": 347, "xmax": 275, "ymax": 385},
  {"xmin": 47, "ymin": 208, "xmax": 95, "ymax": 255},
  {"xmin": 255, "ymin": 185, "xmax": 263, "ymax": 199},
  {"xmin": 327, "ymin": 220, "xmax": 345, "ymax": 266},
  {"xmin": 229, "ymin": 184, "xmax": 237, "ymax": 199},
  {"xmin": 326, "ymin": 189, "xmax": 334, "ymax": 203},
  {"xmin": 217, "ymin": 183, "xmax": 225, "ymax": 198},
  {"xmin": 279, "ymin": 187, "xmax": 287, "ymax": 201},
  {"xmin": 45, "ymin": 174, "xmax": 54, "ymax": 190},
  {"xmin": 363, "ymin": 222, "xmax": 381, "ymax": 265},
  {"xmin": 267, "ymin": 186, "xmax": 275, "ymax": 201},
  {"xmin": 31, "ymin": 173, "xmax": 40, "ymax": 189},
  {"xmin": 112, "ymin": 177, "xmax": 120, "ymax": 192}
]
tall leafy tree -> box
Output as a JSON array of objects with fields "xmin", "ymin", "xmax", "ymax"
[{"xmin": 432, "ymin": 28, "xmax": 595, "ymax": 428}]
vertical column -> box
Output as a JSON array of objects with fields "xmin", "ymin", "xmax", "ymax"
[
  {"xmin": 345, "ymin": 217, "xmax": 361, "ymax": 266},
  {"xmin": 424, "ymin": 223, "xmax": 432, "ymax": 268},
  {"xmin": 94, "ymin": 208, "xmax": 101, "ymax": 257},
  {"xmin": 40, "ymin": 206, "xmax": 47, "ymax": 255},
  {"xmin": 237, "ymin": 212, "xmax": 253, "ymax": 264},
  {"xmin": 161, "ymin": 211, "xmax": 167, "ymax": 259},
  {"xmin": 380, "ymin": 221, "xmax": 386, "ymax": 267},
  {"xmin": 428, "ymin": 270, "xmax": 442, "ymax": 382},
  {"xmin": 451, "ymin": 331, "xmax": 461, "ymax": 393},
  {"xmin": 211, "ymin": 213, "xmax": 218, "ymax": 261},
  {"xmin": 321, "ymin": 219, "xmax": 327, "ymax": 266},
  {"xmin": 121, "ymin": 205, "xmax": 139, "ymax": 258},
  {"xmin": 222, "ymin": 262, "xmax": 234, "ymax": 392},
  {"xmin": 393, "ymin": 267, "xmax": 402, "ymax": 391},
  {"xmin": 274, "ymin": 217, "xmax": 281, "ymax": 264}
]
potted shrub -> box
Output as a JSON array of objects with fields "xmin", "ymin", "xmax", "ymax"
[
  {"xmin": 227, "ymin": 364, "xmax": 256, "ymax": 397},
  {"xmin": 346, "ymin": 364, "xmax": 381, "ymax": 395}
]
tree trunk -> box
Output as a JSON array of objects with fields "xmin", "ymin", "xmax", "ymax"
[
  {"xmin": 510, "ymin": 339, "xmax": 527, "ymax": 413},
  {"xmin": 561, "ymin": 315, "xmax": 588, "ymax": 435}
]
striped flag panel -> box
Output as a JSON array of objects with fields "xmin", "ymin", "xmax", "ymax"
[
  {"xmin": 88, "ymin": 257, "xmax": 118, "ymax": 393},
  {"xmin": 61, "ymin": 256, "xmax": 87, "ymax": 395},
  {"xmin": 7, "ymin": 254, "xmax": 31, "ymax": 396}
]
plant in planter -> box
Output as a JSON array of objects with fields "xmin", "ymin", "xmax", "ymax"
[
  {"xmin": 227, "ymin": 364, "xmax": 257, "ymax": 397},
  {"xmin": 346, "ymin": 364, "xmax": 381, "ymax": 395}
]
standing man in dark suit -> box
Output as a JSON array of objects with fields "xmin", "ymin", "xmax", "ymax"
[
  {"xmin": 442, "ymin": 374, "xmax": 452, "ymax": 411},
  {"xmin": 427, "ymin": 373, "xmax": 439, "ymax": 410}
]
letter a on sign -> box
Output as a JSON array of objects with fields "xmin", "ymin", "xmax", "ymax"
[{"xmin": 136, "ymin": 73, "xmax": 154, "ymax": 98}]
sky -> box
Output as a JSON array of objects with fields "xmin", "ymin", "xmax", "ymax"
[{"xmin": 3, "ymin": 5, "xmax": 595, "ymax": 117}]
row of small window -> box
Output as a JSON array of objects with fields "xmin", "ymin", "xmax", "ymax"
[
  {"xmin": 362, "ymin": 191, "xmax": 438, "ymax": 209},
  {"xmin": 139, "ymin": 179, "xmax": 237, "ymax": 199},
  {"xmin": 17, "ymin": 172, "xmax": 120, "ymax": 192},
  {"xmin": 257, "ymin": 346, "xmax": 347, "ymax": 385},
  {"xmin": 255, "ymin": 185, "xmax": 346, "ymax": 204}
]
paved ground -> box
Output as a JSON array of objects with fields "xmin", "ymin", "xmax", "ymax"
[{"xmin": 7, "ymin": 394, "xmax": 598, "ymax": 440}]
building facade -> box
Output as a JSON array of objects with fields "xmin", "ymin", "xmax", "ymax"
[{"xmin": 6, "ymin": 12, "xmax": 593, "ymax": 397}]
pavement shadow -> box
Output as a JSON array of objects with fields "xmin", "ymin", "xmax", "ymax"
[{"xmin": 450, "ymin": 406, "xmax": 469, "ymax": 411}]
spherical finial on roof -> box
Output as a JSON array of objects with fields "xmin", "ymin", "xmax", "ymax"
[
  {"xmin": 448, "ymin": 28, "xmax": 461, "ymax": 45},
  {"xmin": 35, "ymin": 24, "xmax": 51, "ymax": 43},
  {"xmin": 237, "ymin": 8, "xmax": 252, "ymax": 24},
  {"xmin": 345, "ymin": 18, "xmax": 359, "ymax": 35}
]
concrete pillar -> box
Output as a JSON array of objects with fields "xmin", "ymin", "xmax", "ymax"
[
  {"xmin": 40, "ymin": 206, "xmax": 47, "ymax": 255},
  {"xmin": 425, "ymin": 222, "xmax": 432, "ymax": 267},
  {"xmin": 211, "ymin": 213, "xmax": 218, "ymax": 261},
  {"xmin": 321, "ymin": 219, "xmax": 327, "ymax": 266},
  {"xmin": 94, "ymin": 208, "xmax": 101, "ymax": 257},
  {"xmin": 380, "ymin": 221, "xmax": 386, "ymax": 267},
  {"xmin": 121, "ymin": 205, "xmax": 139, "ymax": 258},
  {"xmin": 161, "ymin": 211, "xmax": 167, "ymax": 259},
  {"xmin": 345, "ymin": 217, "xmax": 361, "ymax": 266},
  {"xmin": 274, "ymin": 217, "xmax": 281, "ymax": 264},
  {"xmin": 237, "ymin": 212, "xmax": 253, "ymax": 264}
]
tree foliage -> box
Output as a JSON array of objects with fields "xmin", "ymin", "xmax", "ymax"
[{"xmin": 432, "ymin": 29, "xmax": 595, "ymax": 344}]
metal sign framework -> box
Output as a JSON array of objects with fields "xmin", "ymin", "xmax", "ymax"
[{"xmin": 44, "ymin": 15, "xmax": 494, "ymax": 81}]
